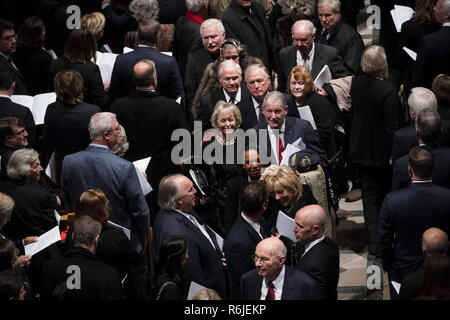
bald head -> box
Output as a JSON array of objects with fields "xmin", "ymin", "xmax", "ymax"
[
  {"xmin": 292, "ymin": 20, "xmax": 316, "ymax": 36},
  {"xmin": 133, "ymin": 59, "xmax": 157, "ymax": 89},
  {"xmin": 422, "ymin": 228, "xmax": 448, "ymax": 257},
  {"xmin": 254, "ymin": 237, "xmax": 286, "ymax": 282},
  {"xmin": 294, "ymin": 205, "xmax": 326, "ymax": 243},
  {"xmin": 257, "ymin": 237, "xmax": 287, "ymax": 258}
]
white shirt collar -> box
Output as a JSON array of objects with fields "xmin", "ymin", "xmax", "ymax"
[
  {"xmin": 177, "ymin": 210, "xmax": 218, "ymax": 250},
  {"xmin": 241, "ymin": 212, "xmax": 263, "ymax": 239},
  {"xmin": 267, "ymin": 120, "xmax": 286, "ymax": 165},
  {"xmin": 223, "ymin": 87, "xmax": 242, "ymax": 104},
  {"xmin": 0, "ymin": 94, "xmax": 11, "ymax": 99},
  {"xmin": 443, "ymin": 22, "xmax": 450, "ymax": 27},
  {"xmin": 296, "ymin": 43, "xmax": 315, "ymax": 65},
  {"xmin": 261, "ymin": 265, "xmax": 285, "ymax": 300},
  {"xmin": 89, "ymin": 143, "xmax": 110, "ymax": 149},
  {"xmin": 412, "ymin": 180, "xmax": 432, "ymax": 183},
  {"xmin": 303, "ymin": 235, "xmax": 325, "ymax": 257}
]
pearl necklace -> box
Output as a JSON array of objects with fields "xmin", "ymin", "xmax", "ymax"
[{"xmin": 216, "ymin": 134, "xmax": 236, "ymax": 146}]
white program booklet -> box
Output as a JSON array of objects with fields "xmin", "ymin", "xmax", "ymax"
[
  {"xmin": 11, "ymin": 92, "xmax": 56, "ymax": 125},
  {"xmin": 298, "ymin": 105, "xmax": 317, "ymax": 130},
  {"xmin": 24, "ymin": 226, "xmax": 61, "ymax": 256},
  {"xmin": 402, "ymin": 47, "xmax": 417, "ymax": 61},
  {"xmin": 187, "ymin": 281, "xmax": 208, "ymax": 300},
  {"xmin": 95, "ymin": 51, "xmax": 118, "ymax": 84},
  {"xmin": 276, "ymin": 210, "xmax": 296, "ymax": 242},
  {"xmin": 133, "ymin": 157, "xmax": 153, "ymax": 195},
  {"xmin": 391, "ymin": 5, "xmax": 414, "ymax": 32},
  {"xmin": 107, "ymin": 220, "xmax": 131, "ymax": 240},
  {"xmin": 314, "ymin": 64, "xmax": 332, "ymax": 88}
]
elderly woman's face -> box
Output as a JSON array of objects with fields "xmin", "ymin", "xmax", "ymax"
[
  {"xmin": 290, "ymin": 76, "xmax": 305, "ymax": 99},
  {"xmin": 274, "ymin": 186, "xmax": 297, "ymax": 209},
  {"xmin": 217, "ymin": 110, "xmax": 237, "ymax": 136},
  {"xmin": 28, "ymin": 158, "xmax": 43, "ymax": 182}
]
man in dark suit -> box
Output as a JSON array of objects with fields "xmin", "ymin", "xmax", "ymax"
[
  {"xmin": 379, "ymin": 146, "xmax": 450, "ymax": 299},
  {"xmin": 392, "ymin": 109, "xmax": 450, "ymax": 190},
  {"xmin": 174, "ymin": 0, "xmax": 207, "ymax": 82},
  {"xmin": 238, "ymin": 63, "xmax": 298, "ymax": 130},
  {"xmin": 278, "ymin": 19, "xmax": 349, "ymax": 92},
  {"xmin": 196, "ymin": 60, "xmax": 251, "ymax": 129},
  {"xmin": 316, "ymin": 0, "xmax": 364, "ymax": 75},
  {"xmin": 0, "ymin": 68, "xmax": 36, "ymax": 147},
  {"xmin": 221, "ymin": 0, "xmax": 272, "ymax": 72},
  {"xmin": 109, "ymin": 19, "xmax": 185, "ymax": 108},
  {"xmin": 0, "ymin": 19, "xmax": 28, "ymax": 95},
  {"xmin": 254, "ymin": 91, "xmax": 327, "ymax": 167},
  {"xmin": 111, "ymin": 59, "xmax": 189, "ymax": 189},
  {"xmin": 240, "ymin": 237, "xmax": 322, "ymax": 300},
  {"xmin": 40, "ymin": 216, "xmax": 124, "ymax": 300},
  {"xmin": 399, "ymin": 227, "xmax": 449, "ymax": 300},
  {"xmin": 0, "ymin": 117, "xmax": 29, "ymax": 180},
  {"xmin": 185, "ymin": 19, "xmax": 225, "ymax": 110},
  {"xmin": 224, "ymin": 181, "xmax": 270, "ymax": 299},
  {"xmin": 152, "ymin": 174, "xmax": 227, "ymax": 299},
  {"xmin": 391, "ymin": 87, "xmax": 450, "ymax": 164},
  {"xmin": 61, "ymin": 112, "xmax": 150, "ymax": 254},
  {"xmin": 412, "ymin": 0, "xmax": 450, "ymax": 89},
  {"xmin": 294, "ymin": 204, "xmax": 339, "ymax": 300}
]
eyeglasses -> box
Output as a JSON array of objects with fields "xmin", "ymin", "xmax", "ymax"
[
  {"xmin": 251, "ymin": 254, "xmax": 270, "ymax": 264},
  {"xmin": 10, "ymin": 129, "xmax": 27, "ymax": 136},
  {"xmin": 1, "ymin": 34, "xmax": 17, "ymax": 42}
]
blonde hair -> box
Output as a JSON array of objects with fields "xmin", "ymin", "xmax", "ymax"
[
  {"xmin": 264, "ymin": 165, "xmax": 303, "ymax": 197},
  {"xmin": 210, "ymin": 100, "xmax": 242, "ymax": 129},
  {"xmin": 81, "ymin": 12, "xmax": 105, "ymax": 40},
  {"xmin": 361, "ymin": 45, "xmax": 388, "ymax": 79},
  {"xmin": 192, "ymin": 288, "xmax": 222, "ymax": 300}
]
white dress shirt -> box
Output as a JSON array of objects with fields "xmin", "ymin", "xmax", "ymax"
[
  {"xmin": 268, "ymin": 121, "xmax": 286, "ymax": 165},
  {"xmin": 223, "ymin": 87, "xmax": 242, "ymax": 104},
  {"xmin": 296, "ymin": 43, "xmax": 315, "ymax": 72},
  {"xmin": 260, "ymin": 265, "xmax": 285, "ymax": 300},
  {"xmin": 241, "ymin": 212, "xmax": 263, "ymax": 240}
]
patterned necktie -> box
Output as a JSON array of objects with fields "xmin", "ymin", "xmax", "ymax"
[
  {"xmin": 278, "ymin": 136, "xmax": 284, "ymax": 163},
  {"xmin": 259, "ymin": 223, "xmax": 265, "ymax": 238},
  {"xmin": 265, "ymin": 281, "xmax": 275, "ymax": 300},
  {"xmin": 318, "ymin": 29, "xmax": 329, "ymax": 44}
]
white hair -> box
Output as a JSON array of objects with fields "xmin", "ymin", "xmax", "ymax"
[
  {"xmin": 88, "ymin": 112, "xmax": 116, "ymax": 141},
  {"xmin": 218, "ymin": 60, "xmax": 242, "ymax": 77},
  {"xmin": 200, "ymin": 19, "xmax": 225, "ymax": 36},
  {"xmin": 408, "ymin": 87, "xmax": 438, "ymax": 117}
]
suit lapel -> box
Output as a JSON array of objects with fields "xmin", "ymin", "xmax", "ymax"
[{"xmin": 311, "ymin": 45, "xmax": 325, "ymax": 79}]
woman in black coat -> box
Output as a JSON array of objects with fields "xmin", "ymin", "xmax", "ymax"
[
  {"xmin": 349, "ymin": 45, "xmax": 401, "ymax": 256},
  {"xmin": 44, "ymin": 69, "xmax": 101, "ymax": 183},
  {"xmin": 13, "ymin": 16, "xmax": 53, "ymax": 96},
  {"xmin": 49, "ymin": 29, "xmax": 109, "ymax": 110}
]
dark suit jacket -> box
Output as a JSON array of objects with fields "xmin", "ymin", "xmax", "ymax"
[
  {"xmin": 109, "ymin": 46, "xmax": 185, "ymax": 108},
  {"xmin": 223, "ymin": 215, "xmax": 269, "ymax": 300},
  {"xmin": 237, "ymin": 93, "xmax": 299, "ymax": 131},
  {"xmin": 222, "ymin": 0, "xmax": 272, "ymax": 71},
  {"xmin": 174, "ymin": 16, "xmax": 202, "ymax": 82},
  {"xmin": 0, "ymin": 55, "xmax": 29, "ymax": 95},
  {"xmin": 61, "ymin": 144, "xmax": 150, "ymax": 253},
  {"xmin": 0, "ymin": 96, "xmax": 37, "ymax": 147},
  {"xmin": 399, "ymin": 262, "xmax": 424, "ymax": 300},
  {"xmin": 110, "ymin": 89, "xmax": 189, "ymax": 187},
  {"xmin": 349, "ymin": 73, "xmax": 400, "ymax": 166},
  {"xmin": 13, "ymin": 46, "xmax": 52, "ymax": 95},
  {"xmin": 101, "ymin": 5, "xmax": 138, "ymax": 54},
  {"xmin": 296, "ymin": 237, "xmax": 340, "ymax": 300},
  {"xmin": 277, "ymin": 43, "xmax": 349, "ymax": 92},
  {"xmin": 392, "ymin": 144, "xmax": 450, "ymax": 190},
  {"xmin": 253, "ymin": 116, "xmax": 327, "ymax": 167},
  {"xmin": 152, "ymin": 209, "xmax": 227, "ymax": 299},
  {"xmin": 316, "ymin": 18, "xmax": 364, "ymax": 75},
  {"xmin": 240, "ymin": 266, "xmax": 323, "ymax": 300},
  {"xmin": 49, "ymin": 57, "xmax": 109, "ymax": 109},
  {"xmin": 412, "ymin": 26, "xmax": 450, "ymax": 89},
  {"xmin": 40, "ymin": 247, "xmax": 124, "ymax": 300},
  {"xmin": 378, "ymin": 182, "xmax": 450, "ymax": 279},
  {"xmin": 391, "ymin": 121, "xmax": 450, "ymax": 164}
]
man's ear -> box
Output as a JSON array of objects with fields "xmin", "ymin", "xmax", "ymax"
[{"xmin": 9, "ymin": 81, "xmax": 15, "ymax": 94}]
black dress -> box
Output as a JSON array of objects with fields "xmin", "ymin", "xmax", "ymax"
[{"xmin": 152, "ymin": 272, "xmax": 189, "ymax": 300}]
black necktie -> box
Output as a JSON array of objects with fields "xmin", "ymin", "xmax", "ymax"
[
  {"xmin": 258, "ymin": 105, "xmax": 264, "ymax": 122},
  {"xmin": 318, "ymin": 29, "xmax": 328, "ymax": 44},
  {"xmin": 191, "ymin": 212, "xmax": 222, "ymax": 256}
]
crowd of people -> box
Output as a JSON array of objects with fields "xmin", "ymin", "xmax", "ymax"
[{"xmin": 0, "ymin": 0, "xmax": 449, "ymax": 301}]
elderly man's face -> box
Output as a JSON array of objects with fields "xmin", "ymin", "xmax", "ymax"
[
  {"xmin": 177, "ymin": 177, "xmax": 197, "ymax": 213},
  {"xmin": 246, "ymin": 67, "xmax": 271, "ymax": 102},
  {"xmin": 5, "ymin": 125, "xmax": 28, "ymax": 149},
  {"xmin": 201, "ymin": 25, "xmax": 225, "ymax": 54},
  {"xmin": 292, "ymin": 25, "xmax": 315, "ymax": 57},
  {"xmin": 0, "ymin": 28, "xmax": 16, "ymax": 56},
  {"xmin": 254, "ymin": 242, "xmax": 284, "ymax": 281},
  {"xmin": 219, "ymin": 65, "xmax": 242, "ymax": 96},
  {"xmin": 262, "ymin": 99, "xmax": 288, "ymax": 129},
  {"xmin": 434, "ymin": 0, "xmax": 449, "ymax": 23},
  {"xmin": 318, "ymin": 6, "xmax": 340, "ymax": 30}
]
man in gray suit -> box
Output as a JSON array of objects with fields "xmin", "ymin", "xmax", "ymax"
[
  {"xmin": 61, "ymin": 112, "xmax": 150, "ymax": 253},
  {"xmin": 277, "ymin": 19, "xmax": 349, "ymax": 92}
]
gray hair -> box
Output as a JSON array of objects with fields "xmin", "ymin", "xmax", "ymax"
[
  {"xmin": 0, "ymin": 192, "xmax": 14, "ymax": 226},
  {"xmin": 218, "ymin": 59, "xmax": 242, "ymax": 78},
  {"xmin": 129, "ymin": 0, "xmax": 159, "ymax": 22},
  {"xmin": 317, "ymin": 0, "xmax": 341, "ymax": 13},
  {"xmin": 244, "ymin": 63, "xmax": 270, "ymax": 79},
  {"xmin": 292, "ymin": 19, "xmax": 316, "ymax": 38},
  {"xmin": 210, "ymin": 100, "xmax": 242, "ymax": 129},
  {"xmin": 262, "ymin": 91, "xmax": 287, "ymax": 109},
  {"xmin": 361, "ymin": 45, "xmax": 388, "ymax": 79},
  {"xmin": 186, "ymin": 0, "xmax": 207, "ymax": 12},
  {"xmin": 88, "ymin": 112, "xmax": 116, "ymax": 141},
  {"xmin": 111, "ymin": 125, "xmax": 129, "ymax": 157},
  {"xmin": 200, "ymin": 19, "xmax": 225, "ymax": 37},
  {"xmin": 157, "ymin": 174, "xmax": 184, "ymax": 210},
  {"xmin": 6, "ymin": 148, "xmax": 39, "ymax": 180},
  {"xmin": 408, "ymin": 87, "xmax": 438, "ymax": 117},
  {"xmin": 72, "ymin": 215, "xmax": 102, "ymax": 248}
]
